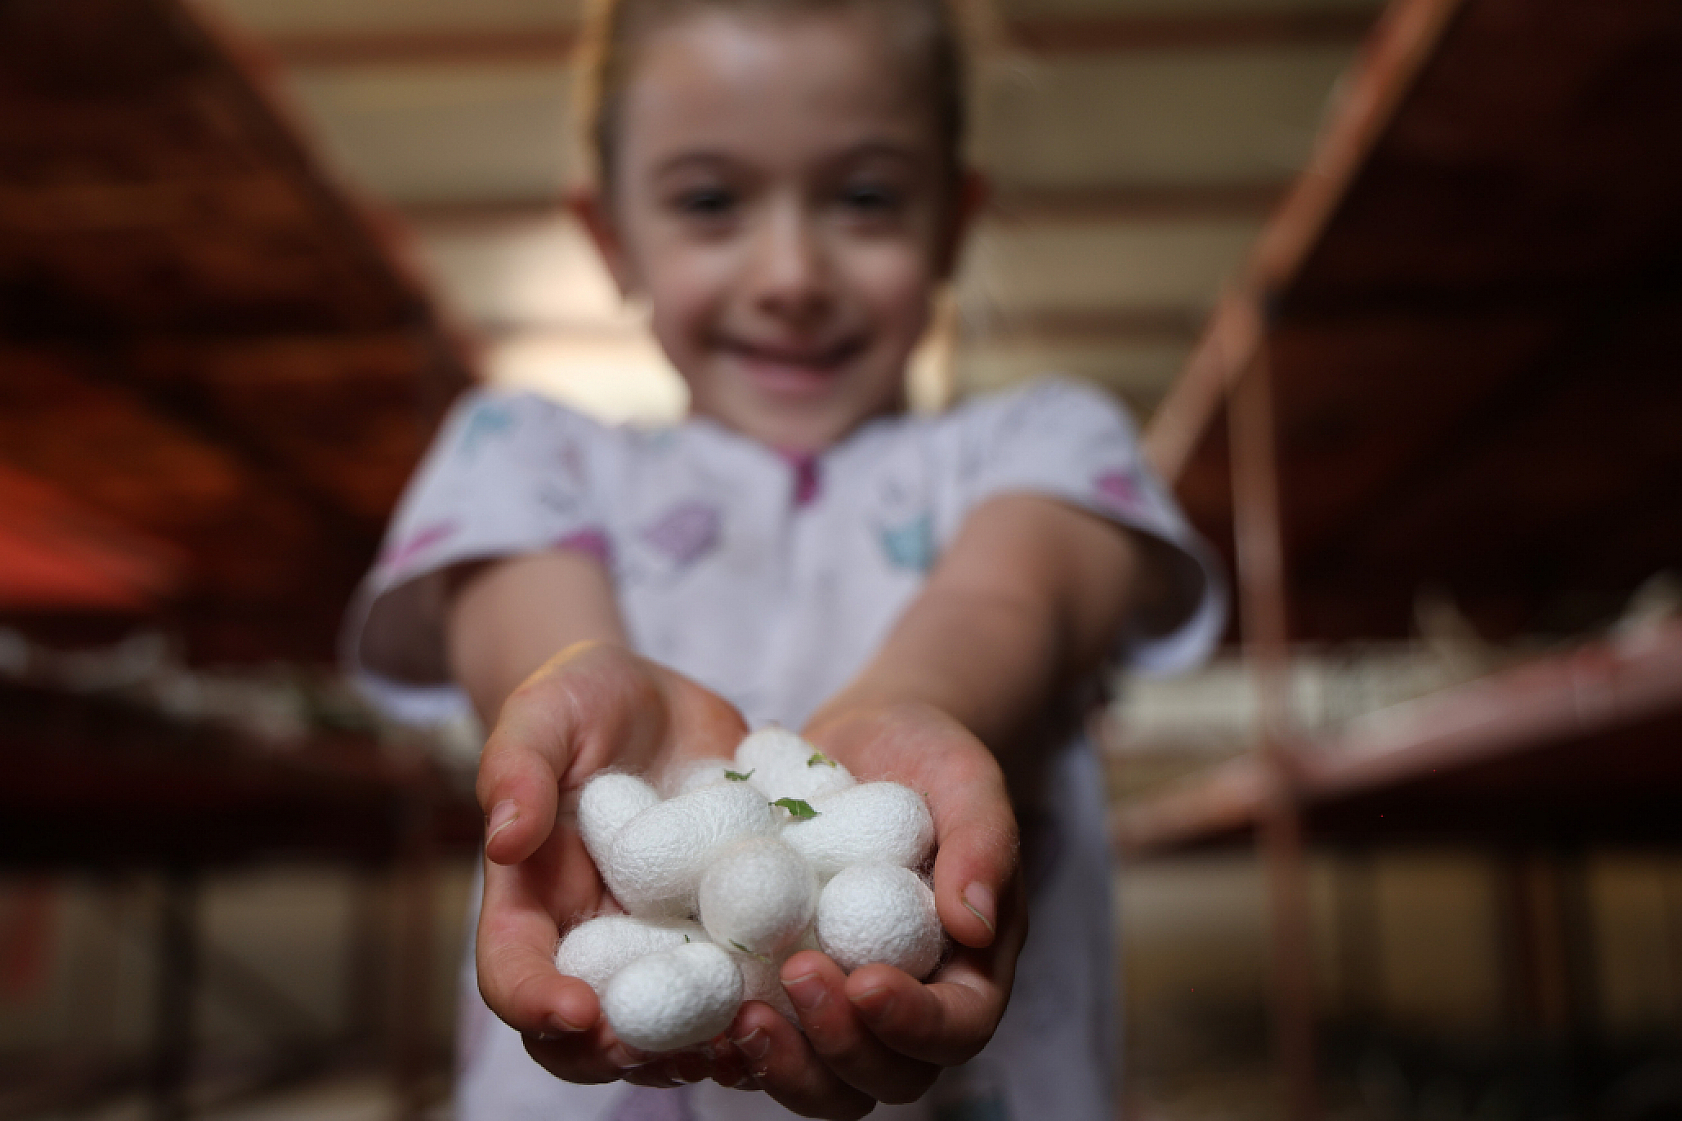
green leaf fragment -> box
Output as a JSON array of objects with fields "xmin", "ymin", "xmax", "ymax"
[
  {"xmin": 730, "ymin": 940, "xmax": 772, "ymax": 964},
  {"xmin": 806, "ymin": 752, "xmax": 837, "ymax": 769},
  {"xmin": 772, "ymin": 797, "xmax": 820, "ymax": 820},
  {"xmin": 724, "ymin": 769, "xmax": 754, "ymax": 782}
]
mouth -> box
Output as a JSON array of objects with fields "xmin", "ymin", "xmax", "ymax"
[{"xmin": 720, "ymin": 336, "xmax": 866, "ymax": 393}]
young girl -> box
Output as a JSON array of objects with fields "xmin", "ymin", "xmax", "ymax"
[{"xmin": 346, "ymin": 1, "xmax": 1223, "ymax": 1118}]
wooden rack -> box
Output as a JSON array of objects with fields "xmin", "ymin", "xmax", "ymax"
[{"xmin": 1131, "ymin": 0, "xmax": 1682, "ymax": 1114}]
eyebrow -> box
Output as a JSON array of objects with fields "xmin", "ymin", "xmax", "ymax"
[{"xmin": 650, "ymin": 140, "xmax": 926, "ymax": 180}]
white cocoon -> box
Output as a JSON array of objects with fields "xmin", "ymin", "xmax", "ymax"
[
  {"xmin": 601, "ymin": 941, "xmax": 744, "ymax": 1052},
  {"xmin": 782, "ymin": 782, "xmax": 935, "ymax": 876},
  {"xmin": 577, "ymin": 773, "xmax": 660, "ymax": 870},
  {"xmin": 602, "ymin": 780, "xmax": 777, "ymax": 916},
  {"xmin": 734, "ymin": 949, "xmax": 798, "ymax": 1023},
  {"xmin": 660, "ymin": 757, "xmax": 736, "ymax": 798},
  {"xmin": 698, "ymin": 836, "xmax": 817, "ymax": 959},
  {"xmin": 816, "ymin": 864, "xmax": 945, "ymax": 979},
  {"xmin": 735, "ymin": 726, "xmax": 855, "ymax": 804},
  {"xmin": 553, "ymin": 915, "xmax": 707, "ymax": 993}
]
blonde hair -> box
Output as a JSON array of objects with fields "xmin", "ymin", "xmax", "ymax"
[{"xmin": 575, "ymin": 0, "xmax": 986, "ymax": 188}]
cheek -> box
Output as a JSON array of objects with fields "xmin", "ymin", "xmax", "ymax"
[
  {"xmin": 643, "ymin": 250, "xmax": 732, "ymax": 343},
  {"xmin": 850, "ymin": 245, "xmax": 936, "ymax": 339}
]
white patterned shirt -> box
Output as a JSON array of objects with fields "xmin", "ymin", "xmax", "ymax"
[{"xmin": 345, "ymin": 377, "xmax": 1224, "ymax": 1121}]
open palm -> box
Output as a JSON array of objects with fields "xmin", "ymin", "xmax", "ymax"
[{"xmin": 473, "ymin": 641, "xmax": 749, "ymax": 1083}]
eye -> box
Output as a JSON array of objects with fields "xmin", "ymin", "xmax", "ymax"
[
  {"xmin": 839, "ymin": 182, "xmax": 901, "ymax": 214},
  {"xmin": 673, "ymin": 186, "xmax": 736, "ymax": 218}
]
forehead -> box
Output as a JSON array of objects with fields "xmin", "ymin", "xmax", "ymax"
[{"xmin": 616, "ymin": 7, "xmax": 939, "ymax": 170}]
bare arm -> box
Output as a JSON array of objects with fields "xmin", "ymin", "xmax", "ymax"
[
  {"xmin": 729, "ymin": 494, "xmax": 1173, "ymax": 1115},
  {"xmin": 809, "ymin": 491, "xmax": 1158, "ymax": 756},
  {"xmin": 447, "ymin": 549, "xmax": 753, "ymax": 1086},
  {"xmin": 446, "ymin": 550, "xmax": 630, "ymax": 726}
]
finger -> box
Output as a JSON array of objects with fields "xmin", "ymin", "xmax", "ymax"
[
  {"xmin": 807, "ymin": 708, "xmax": 1018, "ymax": 950},
  {"xmin": 844, "ymin": 954, "xmax": 1006, "ymax": 1067},
  {"xmin": 478, "ymin": 932, "xmax": 600, "ymax": 1038},
  {"xmin": 927, "ymin": 764, "xmax": 1017, "ymax": 949},
  {"xmin": 780, "ymin": 952, "xmax": 939, "ymax": 1104},
  {"xmin": 524, "ymin": 1021, "xmax": 642, "ymax": 1085},
  {"xmin": 641, "ymin": 1048, "xmax": 713, "ymax": 1087},
  {"xmin": 728, "ymin": 1000, "xmax": 877, "ymax": 1121},
  {"xmin": 476, "ymin": 643, "xmax": 667, "ymax": 864},
  {"xmin": 477, "ymin": 856, "xmax": 601, "ymax": 1034},
  {"xmin": 704, "ymin": 1032, "xmax": 756, "ymax": 1090},
  {"xmin": 475, "ymin": 667, "xmax": 578, "ymax": 865}
]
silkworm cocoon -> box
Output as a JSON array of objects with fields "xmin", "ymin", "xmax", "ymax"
[
  {"xmin": 660, "ymin": 757, "xmax": 736, "ymax": 798},
  {"xmin": 698, "ymin": 836, "xmax": 817, "ymax": 958},
  {"xmin": 553, "ymin": 915, "xmax": 708, "ymax": 993},
  {"xmin": 782, "ymin": 782, "xmax": 935, "ymax": 876},
  {"xmin": 577, "ymin": 773, "xmax": 660, "ymax": 869},
  {"xmin": 734, "ymin": 949, "xmax": 798, "ymax": 1023},
  {"xmin": 735, "ymin": 726, "xmax": 855, "ymax": 804},
  {"xmin": 815, "ymin": 864, "xmax": 944, "ymax": 979},
  {"xmin": 601, "ymin": 941, "xmax": 744, "ymax": 1052},
  {"xmin": 602, "ymin": 780, "xmax": 777, "ymax": 916}
]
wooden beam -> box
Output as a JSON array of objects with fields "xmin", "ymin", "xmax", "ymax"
[
  {"xmin": 257, "ymin": 28, "xmax": 579, "ymax": 68},
  {"xmin": 1144, "ymin": 0, "xmax": 1467, "ymax": 482},
  {"xmin": 260, "ymin": 11, "xmax": 1375, "ymax": 68},
  {"xmin": 1008, "ymin": 10, "xmax": 1376, "ymax": 55},
  {"xmin": 962, "ymin": 307, "xmax": 1208, "ymax": 345},
  {"xmin": 988, "ymin": 182, "xmax": 1288, "ymax": 222}
]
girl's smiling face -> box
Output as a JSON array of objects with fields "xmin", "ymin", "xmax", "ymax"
[{"xmin": 578, "ymin": 5, "xmax": 979, "ymax": 452}]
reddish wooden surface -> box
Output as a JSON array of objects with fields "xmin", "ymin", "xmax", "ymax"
[
  {"xmin": 1150, "ymin": 0, "xmax": 1682, "ymax": 643},
  {"xmin": 0, "ymin": 0, "xmax": 472, "ymax": 664},
  {"xmin": 0, "ymin": 680, "xmax": 482, "ymax": 868},
  {"xmin": 1115, "ymin": 620, "xmax": 1682, "ymax": 854}
]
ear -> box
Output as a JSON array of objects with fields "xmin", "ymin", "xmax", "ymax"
[
  {"xmin": 569, "ymin": 186, "xmax": 640, "ymax": 298},
  {"xmin": 934, "ymin": 167, "xmax": 989, "ymax": 281}
]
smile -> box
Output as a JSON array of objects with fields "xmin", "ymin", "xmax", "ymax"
[
  {"xmin": 722, "ymin": 336, "xmax": 864, "ymax": 371},
  {"xmin": 720, "ymin": 336, "xmax": 868, "ymax": 396}
]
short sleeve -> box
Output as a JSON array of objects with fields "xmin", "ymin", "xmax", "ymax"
[
  {"xmin": 957, "ymin": 378, "xmax": 1227, "ymax": 676},
  {"xmin": 340, "ymin": 390, "xmax": 614, "ymax": 721}
]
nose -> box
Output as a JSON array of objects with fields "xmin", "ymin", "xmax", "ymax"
[{"xmin": 747, "ymin": 197, "xmax": 831, "ymax": 328}]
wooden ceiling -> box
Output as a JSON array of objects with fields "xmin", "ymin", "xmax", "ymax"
[
  {"xmin": 190, "ymin": 0, "xmax": 1383, "ymax": 418},
  {"xmin": 1158, "ymin": 0, "xmax": 1682, "ymax": 642},
  {"xmin": 0, "ymin": 0, "xmax": 471, "ymax": 663}
]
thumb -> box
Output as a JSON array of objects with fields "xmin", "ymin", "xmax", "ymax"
[
  {"xmin": 476, "ymin": 682, "xmax": 573, "ymax": 865},
  {"xmin": 475, "ymin": 642, "xmax": 665, "ymax": 864},
  {"xmin": 929, "ymin": 772, "xmax": 1018, "ymax": 949}
]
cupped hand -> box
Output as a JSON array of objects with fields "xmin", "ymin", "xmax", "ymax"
[
  {"xmin": 720, "ymin": 702, "xmax": 1026, "ymax": 1119},
  {"xmin": 473, "ymin": 640, "xmax": 748, "ymax": 1083}
]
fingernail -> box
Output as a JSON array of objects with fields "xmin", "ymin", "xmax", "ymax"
[
  {"xmin": 850, "ymin": 985, "xmax": 895, "ymax": 1020},
  {"xmin": 961, "ymin": 882, "xmax": 996, "ymax": 936},
  {"xmin": 730, "ymin": 1026, "xmax": 770, "ymax": 1062},
  {"xmin": 607, "ymin": 1042, "xmax": 649, "ymax": 1070},
  {"xmin": 546, "ymin": 1012, "xmax": 584, "ymax": 1034},
  {"xmin": 782, "ymin": 972, "xmax": 827, "ymax": 1016},
  {"xmin": 486, "ymin": 800, "xmax": 518, "ymax": 844}
]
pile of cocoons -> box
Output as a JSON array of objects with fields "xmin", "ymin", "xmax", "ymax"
[{"xmin": 554, "ymin": 726, "xmax": 945, "ymax": 1053}]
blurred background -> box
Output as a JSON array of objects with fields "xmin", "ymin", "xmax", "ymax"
[{"xmin": 2, "ymin": 0, "xmax": 1679, "ymax": 1118}]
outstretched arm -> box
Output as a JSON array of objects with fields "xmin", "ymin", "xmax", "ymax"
[
  {"xmin": 726, "ymin": 493, "xmax": 1167, "ymax": 1117},
  {"xmin": 449, "ymin": 551, "xmax": 751, "ymax": 1082}
]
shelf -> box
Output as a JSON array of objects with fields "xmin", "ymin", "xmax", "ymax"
[{"xmin": 1116, "ymin": 619, "xmax": 1682, "ymax": 854}]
